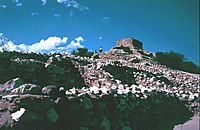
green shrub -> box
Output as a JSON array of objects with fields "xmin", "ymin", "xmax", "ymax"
[
  {"xmin": 72, "ymin": 48, "xmax": 94, "ymax": 57},
  {"xmin": 156, "ymin": 51, "xmax": 200, "ymax": 74},
  {"xmin": 0, "ymin": 51, "xmax": 86, "ymax": 89}
]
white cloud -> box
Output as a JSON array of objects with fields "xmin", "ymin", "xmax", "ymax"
[
  {"xmin": 3, "ymin": 41, "xmax": 17, "ymax": 52},
  {"xmin": 101, "ymin": 17, "xmax": 111, "ymax": 21},
  {"xmin": 31, "ymin": 12, "xmax": 39, "ymax": 16},
  {"xmin": 41, "ymin": 0, "xmax": 47, "ymax": 5},
  {"xmin": 1, "ymin": 5, "xmax": 7, "ymax": 8},
  {"xmin": 28, "ymin": 36, "xmax": 68, "ymax": 53},
  {"xmin": 99, "ymin": 37, "xmax": 103, "ymax": 40},
  {"xmin": 13, "ymin": 0, "xmax": 19, "ymax": 3},
  {"xmin": 57, "ymin": 0, "xmax": 89, "ymax": 11},
  {"xmin": 16, "ymin": 2, "xmax": 22, "ymax": 6},
  {"xmin": 66, "ymin": 36, "xmax": 84, "ymax": 52},
  {"xmin": 0, "ymin": 35, "xmax": 85, "ymax": 53},
  {"xmin": 13, "ymin": 0, "xmax": 22, "ymax": 7},
  {"xmin": 18, "ymin": 44, "xmax": 28, "ymax": 52},
  {"xmin": 0, "ymin": 32, "xmax": 9, "ymax": 45},
  {"xmin": 54, "ymin": 14, "xmax": 61, "ymax": 18}
]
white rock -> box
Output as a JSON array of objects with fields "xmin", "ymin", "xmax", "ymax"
[
  {"xmin": 90, "ymin": 86, "xmax": 99, "ymax": 94},
  {"xmin": 59, "ymin": 87, "xmax": 65, "ymax": 91},
  {"xmin": 130, "ymin": 84, "xmax": 138, "ymax": 89},
  {"xmin": 100, "ymin": 87, "xmax": 109, "ymax": 94},
  {"xmin": 117, "ymin": 90, "xmax": 123, "ymax": 95},
  {"xmin": 69, "ymin": 87, "xmax": 76, "ymax": 94},
  {"xmin": 123, "ymin": 87, "xmax": 130, "ymax": 94},
  {"xmin": 11, "ymin": 108, "xmax": 26, "ymax": 121},
  {"xmin": 45, "ymin": 63, "xmax": 50, "ymax": 67},
  {"xmin": 115, "ymin": 80, "xmax": 121, "ymax": 84},
  {"xmin": 118, "ymin": 84, "xmax": 124, "ymax": 90}
]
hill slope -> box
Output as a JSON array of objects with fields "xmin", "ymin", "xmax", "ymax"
[{"xmin": 0, "ymin": 38, "xmax": 199, "ymax": 130}]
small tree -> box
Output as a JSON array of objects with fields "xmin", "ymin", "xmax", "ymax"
[
  {"xmin": 182, "ymin": 61, "xmax": 200, "ymax": 74},
  {"xmin": 72, "ymin": 48, "xmax": 94, "ymax": 57},
  {"xmin": 166, "ymin": 51, "xmax": 185, "ymax": 70},
  {"xmin": 156, "ymin": 50, "xmax": 199, "ymax": 74}
]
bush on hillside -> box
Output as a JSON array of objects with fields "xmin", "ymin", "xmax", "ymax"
[
  {"xmin": 156, "ymin": 51, "xmax": 200, "ymax": 74},
  {"xmin": 182, "ymin": 61, "xmax": 200, "ymax": 74},
  {"xmin": 72, "ymin": 48, "xmax": 94, "ymax": 57},
  {"xmin": 0, "ymin": 51, "xmax": 86, "ymax": 89}
]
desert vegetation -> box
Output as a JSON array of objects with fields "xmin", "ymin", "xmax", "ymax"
[{"xmin": 156, "ymin": 51, "xmax": 200, "ymax": 74}]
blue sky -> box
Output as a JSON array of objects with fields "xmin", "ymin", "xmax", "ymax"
[{"xmin": 0, "ymin": 0, "xmax": 199, "ymax": 65}]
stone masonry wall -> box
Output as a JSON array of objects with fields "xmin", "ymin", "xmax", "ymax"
[{"xmin": 116, "ymin": 38, "xmax": 143, "ymax": 49}]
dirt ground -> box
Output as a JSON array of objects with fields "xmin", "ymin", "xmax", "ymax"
[{"xmin": 173, "ymin": 115, "xmax": 199, "ymax": 130}]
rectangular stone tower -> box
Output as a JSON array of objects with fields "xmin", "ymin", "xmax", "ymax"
[{"xmin": 116, "ymin": 38, "xmax": 143, "ymax": 49}]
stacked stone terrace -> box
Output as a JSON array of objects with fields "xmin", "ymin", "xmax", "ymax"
[{"xmin": 72, "ymin": 38, "xmax": 199, "ymax": 109}]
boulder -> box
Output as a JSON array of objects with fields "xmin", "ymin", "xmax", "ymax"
[{"xmin": 11, "ymin": 108, "xmax": 26, "ymax": 121}]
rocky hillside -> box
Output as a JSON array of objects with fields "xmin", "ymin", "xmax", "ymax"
[{"xmin": 0, "ymin": 38, "xmax": 199, "ymax": 130}]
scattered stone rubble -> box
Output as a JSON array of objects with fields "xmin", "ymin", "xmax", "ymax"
[{"xmin": 0, "ymin": 38, "xmax": 199, "ymax": 130}]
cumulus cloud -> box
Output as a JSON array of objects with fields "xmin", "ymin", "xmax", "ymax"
[
  {"xmin": 0, "ymin": 35, "xmax": 85, "ymax": 53},
  {"xmin": 57, "ymin": 0, "xmax": 89, "ymax": 11},
  {"xmin": 66, "ymin": 36, "xmax": 84, "ymax": 51},
  {"xmin": 28, "ymin": 36, "xmax": 68, "ymax": 53},
  {"xmin": 0, "ymin": 33, "xmax": 8, "ymax": 45},
  {"xmin": 0, "ymin": 33, "xmax": 3, "ymax": 37},
  {"xmin": 3, "ymin": 41, "xmax": 18, "ymax": 52}
]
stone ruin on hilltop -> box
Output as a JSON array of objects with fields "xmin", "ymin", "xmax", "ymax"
[
  {"xmin": 0, "ymin": 38, "xmax": 199, "ymax": 130},
  {"xmin": 116, "ymin": 37, "xmax": 143, "ymax": 49}
]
